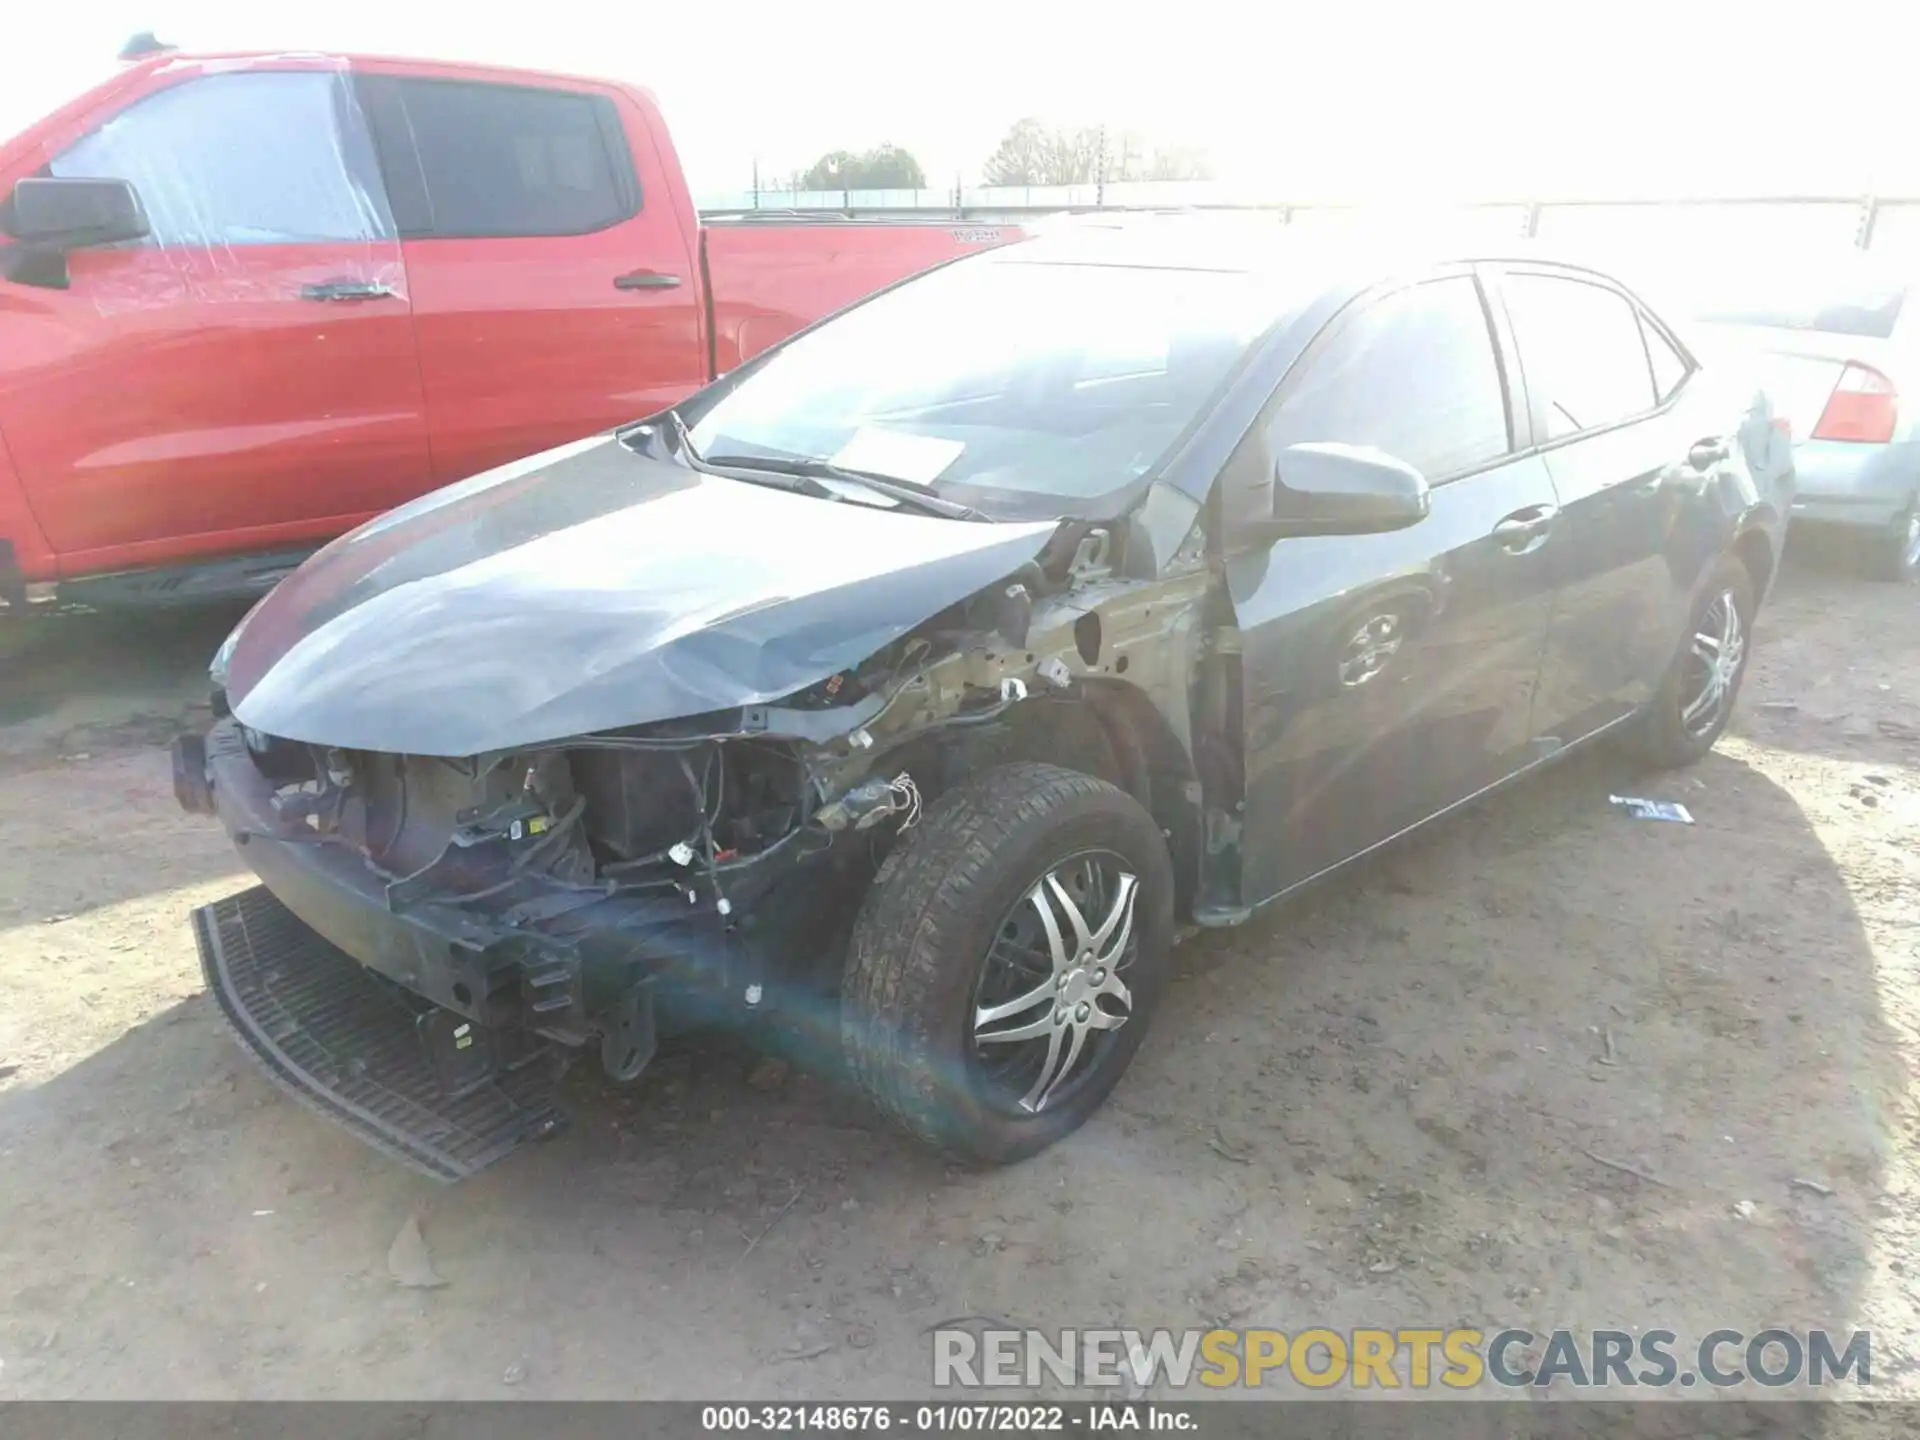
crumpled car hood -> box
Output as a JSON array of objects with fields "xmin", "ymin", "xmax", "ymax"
[{"xmin": 225, "ymin": 435, "xmax": 1057, "ymax": 756}]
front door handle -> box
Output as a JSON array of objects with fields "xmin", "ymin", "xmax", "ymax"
[
  {"xmin": 1688, "ymin": 438, "xmax": 1730, "ymax": 471},
  {"xmin": 614, "ymin": 269, "xmax": 683, "ymax": 290},
  {"xmin": 1492, "ymin": 503, "xmax": 1559, "ymax": 553},
  {"xmin": 300, "ymin": 279, "xmax": 397, "ymax": 302}
]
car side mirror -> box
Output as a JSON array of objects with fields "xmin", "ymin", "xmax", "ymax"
[
  {"xmin": 3, "ymin": 177, "xmax": 149, "ymax": 288},
  {"xmin": 1237, "ymin": 443, "xmax": 1431, "ymax": 545}
]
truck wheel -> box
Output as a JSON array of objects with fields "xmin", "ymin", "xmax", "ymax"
[
  {"xmin": 1863, "ymin": 494, "xmax": 1920, "ymax": 583},
  {"xmin": 841, "ymin": 763, "xmax": 1174, "ymax": 1163},
  {"xmin": 1620, "ymin": 553, "xmax": 1756, "ymax": 770}
]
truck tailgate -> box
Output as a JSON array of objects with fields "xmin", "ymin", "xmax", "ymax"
[{"xmin": 701, "ymin": 219, "xmax": 1022, "ymax": 371}]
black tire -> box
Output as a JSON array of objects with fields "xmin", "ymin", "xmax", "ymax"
[
  {"xmin": 1620, "ymin": 553, "xmax": 1758, "ymax": 770},
  {"xmin": 840, "ymin": 762, "xmax": 1175, "ymax": 1163},
  {"xmin": 1863, "ymin": 494, "xmax": 1920, "ymax": 583}
]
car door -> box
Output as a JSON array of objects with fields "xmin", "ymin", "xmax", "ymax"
[
  {"xmin": 1489, "ymin": 266, "xmax": 1706, "ymax": 741},
  {"xmin": 353, "ymin": 69, "xmax": 706, "ymax": 486},
  {"xmin": 1228, "ymin": 271, "xmax": 1563, "ymax": 905},
  {"xmin": 0, "ymin": 65, "xmax": 432, "ymax": 571}
]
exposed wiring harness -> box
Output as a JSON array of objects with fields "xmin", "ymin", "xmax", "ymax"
[
  {"xmin": 885, "ymin": 772, "xmax": 922, "ymax": 830},
  {"xmin": 401, "ymin": 795, "xmax": 599, "ymax": 908},
  {"xmin": 678, "ymin": 751, "xmax": 733, "ymax": 917}
]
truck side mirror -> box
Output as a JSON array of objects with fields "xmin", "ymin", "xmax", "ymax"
[
  {"xmin": 1235, "ymin": 442, "xmax": 1431, "ymax": 546},
  {"xmin": 4, "ymin": 177, "xmax": 149, "ymax": 288},
  {"xmin": 10, "ymin": 176, "xmax": 149, "ymax": 250}
]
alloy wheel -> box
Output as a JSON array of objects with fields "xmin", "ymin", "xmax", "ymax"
[
  {"xmin": 969, "ymin": 850, "xmax": 1139, "ymax": 1115},
  {"xmin": 1680, "ymin": 588, "xmax": 1746, "ymax": 738}
]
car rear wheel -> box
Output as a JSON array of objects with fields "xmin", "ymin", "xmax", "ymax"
[
  {"xmin": 1621, "ymin": 553, "xmax": 1757, "ymax": 770},
  {"xmin": 1864, "ymin": 494, "xmax": 1920, "ymax": 583},
  {"xmin": 840, "ymin": 762, "xmax": 1174, "ymax": 1163}
]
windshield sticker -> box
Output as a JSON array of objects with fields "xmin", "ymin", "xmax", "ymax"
[{"xmin": 831, "ymin": 429, "xmax": 964, "ymax": 485}]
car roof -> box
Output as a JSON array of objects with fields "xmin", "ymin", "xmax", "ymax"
[{"xmin": 987, "ymin": 213, "xmax": 1655, "ymax": 307}]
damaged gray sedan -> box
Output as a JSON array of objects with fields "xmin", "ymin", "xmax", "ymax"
[{"xmin": 174, "ymin": 223, "xmax": 1794, "ymax": 1179}]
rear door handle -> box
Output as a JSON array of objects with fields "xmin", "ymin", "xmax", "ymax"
[
  {"xmin": 1492, "ymin": 503, "xmax": 1559, "ymax": 553},
  {"xmin": 614, "ymin": 269, "xmax": 683, "ymax": 290},
  {"xmin": 300, "ymin": 279, "xmax": 397, "ymax": 302},
  {"xmin": 1688, "ymin": 438, "xmax": 1730, "ymax": 470}
]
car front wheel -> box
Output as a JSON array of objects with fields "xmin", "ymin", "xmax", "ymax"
[{"xmin": 840, "ymin": 762, "xmax": 1175, "ymax": 1163}]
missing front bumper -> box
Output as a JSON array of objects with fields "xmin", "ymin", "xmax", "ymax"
[{"xmin": 193, "ymin": 885, "xmax": 569, "ymax": 1182}]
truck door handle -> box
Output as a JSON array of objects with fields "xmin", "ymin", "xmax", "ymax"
[
  {"xmin": 300, "ymin": 279, "xmax": 397, "ymax": 302},
  {"xmin": 614, "ymin": 269, "xmax": 683, "ymax": 290},
  {"xmin": 1688, "ymin": 438, "xmax": 1729, "ymax": 470},
  {"xmin": 1492, "ymin": 503, "xmax": 1559, "ymax": 553}
]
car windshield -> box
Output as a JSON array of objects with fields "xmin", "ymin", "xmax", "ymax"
[{"xmin": 683, "ymin": 256, "xmax": 1272, "ymax": 519}]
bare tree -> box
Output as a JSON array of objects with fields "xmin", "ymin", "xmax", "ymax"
[
  {"xmin": 1047, "ymin": 126, "xmax": 1106, "ymax": 185},
  {"xmin": 982, "ymin": 118, "xmax": 1056, "ymax": 186},
  {"xmin": 1143, "ymin": 145, "xmax": 1214, "ymax": 182},
  {"xmin": 982, "ymin": 119, "xmax": 1213, "ymax": 186},
  {"xmin": 1105, "ymin": 130, "xmax": 1146, "ymax": 182}
]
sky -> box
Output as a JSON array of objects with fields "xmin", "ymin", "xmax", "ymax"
[{"xmin": 3, "ymin": 1, "xmax": 1919, "ymax": 202}]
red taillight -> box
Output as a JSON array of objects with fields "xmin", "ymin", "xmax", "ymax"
[{"xmin": 1812, "ymin": 362, "xmax": 1898, "ymax": 443}]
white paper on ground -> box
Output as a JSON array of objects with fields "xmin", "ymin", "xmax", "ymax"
[{"xmin": 1608, "ymin": 795, "xmax": 1695, "ymax": 823}]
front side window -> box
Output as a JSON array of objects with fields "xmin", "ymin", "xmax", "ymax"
[
  {"xmin": 51, "ymin": 71, "xmax": 390, "ymax": 246},
  {"xmin": 1503, "ymin": 274, "xmax": 1659, "ymax": 440},
  {"xmin": 1266, "ymin": 277, "xmax": 1511, "ymax": 481},
  {"xmin": 684, "ymin": 257, "xmax": 1273, "ymax": 518},
  {"xmin": 379, "ymin": 79, "xmax": 632, "ymax": 238}
]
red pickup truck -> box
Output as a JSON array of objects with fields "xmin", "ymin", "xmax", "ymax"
[{"xmin": 0, "ymin": 51, "xmax": 1018, "ymax": 608}]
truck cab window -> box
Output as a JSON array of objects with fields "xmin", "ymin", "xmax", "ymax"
[
  {"xmin": 51, "ymin": 71, "xmax": 392, "ymax": 247},
  {"xmin": 372, "ymin": 79, "xmax": 635, "ymax": 239}
]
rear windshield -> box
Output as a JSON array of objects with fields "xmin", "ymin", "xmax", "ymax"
[{"xmin": 1692, "ymin": 266, "xmax": 1907, "ymax": 339}]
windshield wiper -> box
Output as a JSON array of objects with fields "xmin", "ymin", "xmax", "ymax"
[
  {"xmin": 661, "ymin": 408, "xmax": 702, "ymax": 462},
  {"xmin": 700, "ymin": 453, "xmax": 986, "ymax": 521}
]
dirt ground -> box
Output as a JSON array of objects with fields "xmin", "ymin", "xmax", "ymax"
[{"xmin": 0, "ymin": 554, "xmax": 1916, "ymax": 1405}]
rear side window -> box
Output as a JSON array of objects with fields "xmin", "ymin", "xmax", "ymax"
[
  {"xmin": 50, "ymin": 71, "xmax": 392, "ymax": 246},
  {"xmin": 1503, "ymin": 274, "xmax": 1658, "ymax": 440},
  {"xmin": 362, "ymin": 78, "xmax": 637, "ymax": 238},
  {"xmin": 1267, "ymin": 277, "xmax": 1511, "ymax": 481}
]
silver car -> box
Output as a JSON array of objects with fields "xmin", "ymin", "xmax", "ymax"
[{"xmin": 1691, "ymin": 255, "xmax": 1918, "ymax": 581}]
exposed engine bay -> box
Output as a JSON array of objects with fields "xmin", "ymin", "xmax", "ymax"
[{"xmin": 180, "ymin": 513, "xmax": 1236, "ymax": 1140}]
